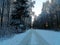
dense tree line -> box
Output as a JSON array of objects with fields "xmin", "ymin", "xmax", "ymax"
[{"xmin": 33, "ymin": 2, "xmax": 60, "ymax": 31}]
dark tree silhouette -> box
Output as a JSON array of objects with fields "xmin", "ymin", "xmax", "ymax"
[{"xmin": 10, "ymin": 0, "xmax": 34, "ymax": 33}]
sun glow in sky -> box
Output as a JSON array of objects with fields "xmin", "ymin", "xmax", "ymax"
[{"xmin": 32, "ymin": 0, "xmax": 47, "ymax": 16}]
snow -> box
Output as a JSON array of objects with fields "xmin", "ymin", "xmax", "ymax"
[{"xmin": 0, "ymin": 29, "xmax": 60, "ymax": 45}]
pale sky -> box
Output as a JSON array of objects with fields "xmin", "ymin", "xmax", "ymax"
[{"xmin": 32, "ymin": 0, "xmax": 47, "ymax": 16}]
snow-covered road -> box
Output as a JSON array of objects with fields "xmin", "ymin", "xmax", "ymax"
[{"xmin": 0, "ymin": 29, "xmax": 60, "ymax": 45}]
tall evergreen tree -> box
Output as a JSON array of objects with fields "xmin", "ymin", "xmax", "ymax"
[{"xmin": 10, "ymin": 0, "xmax": 34, "ymax": 32}]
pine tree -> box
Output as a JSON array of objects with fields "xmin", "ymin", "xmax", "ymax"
[{"xmin": 10, "ymin": 0, "xmax": 34, "ymax": 33}]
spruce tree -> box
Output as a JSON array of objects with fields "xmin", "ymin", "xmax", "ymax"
[{"xmin": 10, "ymin": 0, "xmax": 34, "ymax": 32}]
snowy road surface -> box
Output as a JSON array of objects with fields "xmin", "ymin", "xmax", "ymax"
[{"xmin": 0, "ymin": 29, "xmax": 60, "ymax": 45}]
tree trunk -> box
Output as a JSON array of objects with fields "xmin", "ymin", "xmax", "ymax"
[
  {"xmin": 1, "ymin": 0, "xmax": 4, "ymax": 28},
  {"xmin": 7, "ymin": 0, "xmax": 10, "ymax": 27}
]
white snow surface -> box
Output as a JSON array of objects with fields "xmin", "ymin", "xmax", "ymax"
[{"xmin": 0, "ymin": 29, "xmax": 60, "ymax": 45}]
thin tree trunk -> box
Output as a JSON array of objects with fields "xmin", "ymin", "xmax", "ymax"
[
  {"xmin": 7, "ymin": 0, "xmax": 10, "ymax": 27},
  {"xmin": 1, "ymin": 0, "xmax": 4, "ymax": 28}
]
